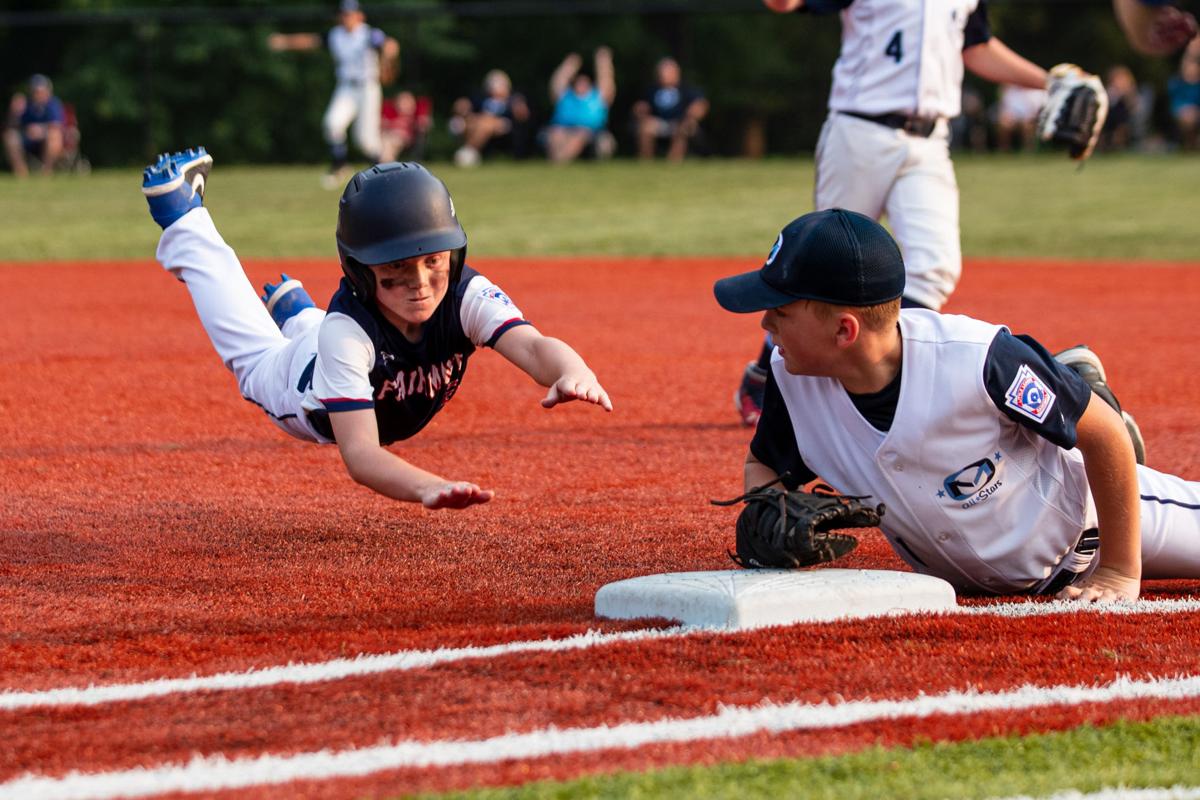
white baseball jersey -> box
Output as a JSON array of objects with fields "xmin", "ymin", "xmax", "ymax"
[
  {"xmin": 327, "ymin": 24, "xmax": 387, "ymax": 84},
  {"xmin": 769, "ymin": 310, "xmax": 1092, "ymax": 593},
  {"xmin": 751, "ymin": 309, "xmax": 1200, "ymax": 594},
  {"xmin": 816, "ymin": 0, "xmax": 991, "ymax": 117}
]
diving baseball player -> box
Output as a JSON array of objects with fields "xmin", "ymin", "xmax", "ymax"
[
  {"xmin": 736, "ymin": 0, "xmax": 1098, "ymax": 426},
  {"xmin": 269, "ymin": 0, "xmax": 399, "ymax": 188},
  {"xmin": 716, "ymin": 209, "xmax": 1200, "ymax": 603},
  {"xmin": 142, "ymin": 148, "xmax": 611, "ymax": 510}
]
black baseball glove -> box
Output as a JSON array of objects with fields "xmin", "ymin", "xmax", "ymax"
[
  {"xmin": 712, "ymin": 477, "xmax": 885, "ymax": 569},
  {"xmin": 1037, "ymin": 64, "xmax": 1108, "ymax": 161}
]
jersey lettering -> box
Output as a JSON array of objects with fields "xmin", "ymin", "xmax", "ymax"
[{"xmin": 885, "ymin": 30, "xmax": 903, "ymax": 63}]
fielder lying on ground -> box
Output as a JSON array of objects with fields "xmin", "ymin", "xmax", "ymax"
[
  {"xmin": 715, "ymin": 208, "xmax": 1200, "ymax": 603},
  {"xmin": 142, "ymin": 148, "xmax": 611, "ymax": 510}
]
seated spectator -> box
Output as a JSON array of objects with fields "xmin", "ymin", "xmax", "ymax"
[
  {"xmin": 993, "ymin": 84, "xmax": 1046, "ymax": 152},
  {"xmin": 950, "ymin": 86, "xmax": 988, "ymax": 152},
  {"xmin": 1102, "ymin": 65, "xmax": 1143, "ymax": 150},
  {"xmin": 1169, "ymin": 40, "xmax": 1200, "ymax": 150},
  {"xmin": 450, "ymin": 70, "xmax": 532, "ymax": 167},
  {"xmin": 544, "ymin": 48, "xmax": 616, "ymax": 164},
  {"xmin": 380, "ymin": 90, "xmax": 432, "ymax": 162},
  {"xmin": 631, "ymin": 57, "xmax": 709, "ymax": 161},
  {"xmin": 3, "ymin": 75, "xmax": 65, "ymax": 177}
]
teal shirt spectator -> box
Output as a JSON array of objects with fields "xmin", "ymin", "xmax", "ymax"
[
  {"xmin": 1169, "ymin": 74, "xmax": 1200, "ymax": 116},
  {"xmin": 551, "ymin": 86, "xmax": 609, "ymax": 131}
]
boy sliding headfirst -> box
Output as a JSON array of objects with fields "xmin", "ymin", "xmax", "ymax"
[
  {"xmin": 143, "ymin": 148, "xmax": 611, "ymax": 510},
  {"xmin": 713, "ymin": 209, "xmax": 1200, "ymax": 602}
]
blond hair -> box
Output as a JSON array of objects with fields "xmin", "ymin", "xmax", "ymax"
[{"xmin": 808, "ymin": 298, "xmax": 901, "ymax": 333}]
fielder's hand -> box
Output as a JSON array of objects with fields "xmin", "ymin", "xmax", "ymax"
[
  {"xmin": 542, "ymin": 374, "xmax": 613, "ymax": 411},
  {"xmin": 421, "ymin": 481, "xmax": 494, "ymax": 510},
  {"xmin": 763, "ymin": 0, "xmax": 804, "ymax": 11},
  {"xmin": 1056, "ymin": 565, "xmax": 1140, "ymax": 603}
]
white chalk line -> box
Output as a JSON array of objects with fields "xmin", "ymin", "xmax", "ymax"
[
  {"xmin": 6, "ymin": 672, "xmax": 1200, "ymax": 800},
  {"xmin": 4, "ymin": 597, "xmax": 1199, "ymax": 713},
  {"xmin": 991, "ymin": 787, "xmax": 1200, "ymax": 800}
]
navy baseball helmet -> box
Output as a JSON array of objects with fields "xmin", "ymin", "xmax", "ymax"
[{"xmin": 335, "ymin": 162, "xmax": 467, "ymax": 302}]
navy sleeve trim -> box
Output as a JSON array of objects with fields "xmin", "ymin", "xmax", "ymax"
[
  {"xmin": 321, "ymin": 398, "xmax": 375, "ymax": 412},
  {"xmin": 485, "ymin": 318, "xmax": 531, "ymax": 349},
  {"xmin": 982, "ymin": 331, "xmax": 1092, "ymax": 449},
  {"xmin": 798, "ymin": 0, "xmax": 854, "ymax": 14},
  {"xmin": 749, "ymin": 368, "xmax": 818, "ymax": 489},
  {"xmin": 963, "ymin": 1, "xmax": 992, "ymax": 49}
]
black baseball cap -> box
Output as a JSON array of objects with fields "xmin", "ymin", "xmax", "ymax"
[{"xmin": 713, "ymin": 209, "xmax": 905, "ymax": 313}]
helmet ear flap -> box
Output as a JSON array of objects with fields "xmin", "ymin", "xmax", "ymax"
[
  {"xmin": 342, "ymin": 256, "xmax": 376, "ymax": 302},
  {"xmin": 450, "ymin": 247, "xmax": 466, "ymax": 286}
]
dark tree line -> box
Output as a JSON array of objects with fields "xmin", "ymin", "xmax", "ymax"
[{"xmin": 0, "ymin": 0, "xmax": 1179, "ymax": 165}]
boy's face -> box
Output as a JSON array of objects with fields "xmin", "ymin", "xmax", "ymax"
[
  {"xmin": 761, "ymin": 300, "xmax": 838, "ymax": 376},
  {"xmin": 370, "ymin": 251, "xmax": 452, "ymax": 329}
]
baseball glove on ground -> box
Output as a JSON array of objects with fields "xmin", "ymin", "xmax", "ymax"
[
  {"xmin": 712, "ymin": 478, "xmax": 885, "ymax": 569},
  {"xmin": 1037, "ymin": 63, "xmax": 1108, "ymax": 161}
]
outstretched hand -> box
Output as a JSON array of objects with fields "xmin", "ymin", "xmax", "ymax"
[
  {"xmin": 421, "ymin": 482, "xmax": 494, "ymax": 510},
  {"xmin": 1056, "ymin": 565, "xmax": 1140, "ymax": 603},
  {"xmin": 542, "ymin": 375, "xmax": 613, "ymax": 411}
]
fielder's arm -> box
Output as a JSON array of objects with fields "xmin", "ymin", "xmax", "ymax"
[
  {"xmin": 493, "ymin": 324, "xmax": 613, "ymax": 411},
  {"xmin": 744, "ymin": 449, "xmax": 781, "ymax": 493},
  {"xmin": 962, "ymin": 38, "xmax": 1048, "ymax": 89},
  {"xmin": 1060, "ymin": 393, "xmax": 1142, "ymax": 602},
  {"xmin": 327, "ymin": 408, "xmax": 494, "ymax": 510},
  {"xmin": 763, "ymin": 0, "xmax": 805, "ymax": 11}
]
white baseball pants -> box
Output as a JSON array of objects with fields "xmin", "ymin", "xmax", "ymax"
[
  {"xmin": 156, "ymin": 208, "xmax": 328, "ymax": 443},
  {"xmin": 814, "ymin": 111, "xmax": 961, "ymax": 310},
  {"xmin": 1133, "ymin": 464, "xmax": 1200, "ymax": 580},
  {"xmin": 323, "ymin": 81, "xmax": 383, "ymax": 161}
]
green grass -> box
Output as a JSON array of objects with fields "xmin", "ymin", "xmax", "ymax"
[
  {"xmin": 418, "ymin": 715, "xmax": 1200, "ymax": 800},
  {"xmin": 1, "ymin": 154, "xmax": 1198, "ymax": 262}
]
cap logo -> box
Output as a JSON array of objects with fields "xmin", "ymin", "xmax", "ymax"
[
  {"xmin": 449, "ymin": 196, "xmax": 456, "ymax": 218},
  {"xmin": 765, "ymin": 233, "xmax": 783, "ymax": 266}
]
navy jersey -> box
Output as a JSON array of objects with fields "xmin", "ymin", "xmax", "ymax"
[{"xmin": 305, "ymin": 266, "xmax": 528, "ymax": 445}]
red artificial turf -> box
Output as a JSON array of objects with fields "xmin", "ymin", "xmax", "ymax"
[{"xmin": 3, "ymin": 256, "xmax": 1200, "ymax": 797}]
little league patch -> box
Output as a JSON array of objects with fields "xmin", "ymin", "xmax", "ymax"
[{"xmin": 1005, "ymin": 364, "xmax": 1057, "ymax": 423}]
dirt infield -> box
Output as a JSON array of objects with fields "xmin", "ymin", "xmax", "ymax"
[{"xmin": 3, "ymin": 255, "xmax": 1200, "ymax": 796}]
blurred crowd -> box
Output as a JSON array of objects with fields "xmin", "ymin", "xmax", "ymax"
[
  {"xmin": 952, "ymin": 38, "xmax": 1200, "ymax": 155},
  {"xmin": 4, "ymin": 0, "xmax": 1200, "ymax": 178}
]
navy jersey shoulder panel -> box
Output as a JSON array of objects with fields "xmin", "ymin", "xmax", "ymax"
[
  {"xmin": 963, "ymin": 1, "xmax": 992, "ymax": 48},
  {"xmin": 799, "ymin": 0, "xmax": 854, "ymax": 14},
  {"xmin": 749, "ymin": 369, "xmax": 819, "ymax": 489},
  {"xmin": 983, "ymin": 330, "xmax": 1092, "ymax": 449}
]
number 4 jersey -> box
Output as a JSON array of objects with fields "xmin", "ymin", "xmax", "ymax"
[{"xmin": 805, "ymin": 0, "xmax": 992, "ymax": 117}]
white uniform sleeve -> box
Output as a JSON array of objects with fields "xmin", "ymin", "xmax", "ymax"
[
  {"xmin": 310, "ymin": 312, "xmax": 376, "ymax": 412},
  {"xmin": 459, "ymin": 274, "xmax": 530, "ymax": 348}
]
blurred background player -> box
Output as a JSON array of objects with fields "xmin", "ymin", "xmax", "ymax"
[
  {"xmin": 379, "ymin": 90, "xmax": 432, "ymax": 162},
  {"xmin": 142, "ymin": 150, "xmax": 612, "ymax": 510},
  {"xmin": 544, "ymin": 48, "xmax": 617, "ymax": 163},
  {"xmin": 450, "ymin": 69, "xmax": 532, "ymax": 167},
  {"xmin": 3, "ymin": 74, "xmax": 65, "ymax": 177},
  {"xmin": 268, "ymin": 0, "xmax": 399, "ymax": 188},
  {"xmin": 631, "ymin": 57, "xmax": 709, "ymax": 161},
  {"xmin": 737, "ymin": 0, "xmax": 1092, "ymax": 426}
]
